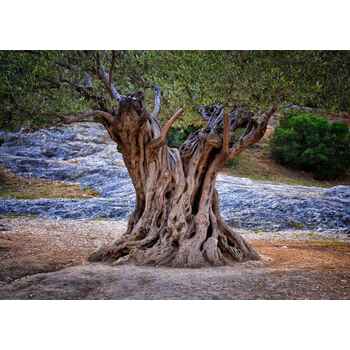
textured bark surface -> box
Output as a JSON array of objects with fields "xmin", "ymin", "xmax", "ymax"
[
  {"xmin": 61, "ymin": 55, "xmax": 276, "ymax": 267},
  {"xmin": 78, "ymin": 94, "xmax": 276, "ymax": 267}
]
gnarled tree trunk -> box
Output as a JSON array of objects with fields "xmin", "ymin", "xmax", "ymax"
[{"xmin": 62, "ymin": 55, "xmax": 276, "ymax": 267}]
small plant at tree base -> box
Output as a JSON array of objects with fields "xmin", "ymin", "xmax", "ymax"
[{"xmin": 270, "ymin": 112, "xmax": 350, "ymax": 180}]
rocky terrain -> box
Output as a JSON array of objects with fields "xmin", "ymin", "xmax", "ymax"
[{"xmin": 0, "ymin": 123, "xmax": 349, "ymax": 232}]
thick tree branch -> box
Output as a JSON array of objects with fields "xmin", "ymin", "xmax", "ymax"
[
  {"xmin": 97, "ymin": 67, "xmax": 123, "ymax": 102},
  {"xmin": 198, "ymin": 104, "xmax": 224, "ymax": 128},
  {"xmin": 109, "ymin": 51, "xmax": 116, "ymax": 88},
  {"xmin": 151, "ymin": 85, "xmax": 161, "ymax": 119},
  {"xmin": 150, "ymin": 108, "xmax": 184, "ymax": 148},
  {"xmin": 95, "ymin": 51, "xmax": 123, "ymax": 102},
  {"xmin": 222, "ymin": 112, "xmax": 230, "ymax": 156},
  {"xmin": 227, "ymin": 105, "xmax": 276, "ymax": 160}
]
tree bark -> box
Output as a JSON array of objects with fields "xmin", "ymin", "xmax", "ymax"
[
  {"xmin": 83, "ymin": 93, "xmax": 276, "ymax": 267},
  {"xmin": 58, "ymin": 52, "xmax": 276, "ymax": 267}
]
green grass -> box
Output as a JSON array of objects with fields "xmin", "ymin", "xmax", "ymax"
[
  {"xmin": 306, "ymin": 239, "xmax": 350, "ymax": 248},
  {"xmin": 0, "ymin": 167, "xmax": 99, "ymax": 200},
  {"xmin": 0, "ymin": 213, "xmax": 38, "ymax": 219}
]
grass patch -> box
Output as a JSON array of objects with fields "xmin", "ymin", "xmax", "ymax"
[
  {"xmin": 0, "ymin": 167, "xmax": 98, "ymax": 200},
  {"xmin": 0, "ymin": 213, "xmax": 38, "ymax": 219},
  {"xmin": 288, "ymin": 221, "xmax": 305, "ymax": 229},
  {"xmin": 306, "ymin": 232, "xmax": 321, "ymax": 239},
  {"xmin": 307, "ymin": 239, "xmax": 350, "ymax": 247}
]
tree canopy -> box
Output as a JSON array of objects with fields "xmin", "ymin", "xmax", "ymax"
[{"xmin": 1, "ymin": 50, "xmax": 349, "ymax": 130}]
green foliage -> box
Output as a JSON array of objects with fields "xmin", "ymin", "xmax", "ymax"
[
  {"xmin": 0, "ymin": 51, "xmax": 87, "ymax": 130},
  {"xmin": 167, "ymin": 125, "xmax": 197, "ymax": 148},
  {"xmin": 226, "ymin": 157, "xmax": 240, "ymax": 170},
  {"xmin": 1, "ymin": 51, "xmax": 350, "ymax": 132},
  {"xmin": 271, "ymin": 112, "xmax": 350, "ymax": 180},
  {"xmin": 166, "ymin": 111, "xmax": 203, "ymax": 147}
]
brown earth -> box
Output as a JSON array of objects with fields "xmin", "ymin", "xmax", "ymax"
[{"xmin": 0, "ymin": 217, "xmax": 349, "ymax": 299}]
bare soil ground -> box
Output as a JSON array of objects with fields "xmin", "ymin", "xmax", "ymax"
[{"xmin": 0, "ymin": 217, "xmax": 349, "ymax": 299}]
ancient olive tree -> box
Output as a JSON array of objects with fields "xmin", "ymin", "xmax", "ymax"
[{"xmin": 60, "ymin": 52, "xmax": 276, "ymax": 267}]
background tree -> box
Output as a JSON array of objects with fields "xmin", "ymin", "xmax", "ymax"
[{"xmin": 1, "ymin": 51, "xmax": 349, "ymax": 131}]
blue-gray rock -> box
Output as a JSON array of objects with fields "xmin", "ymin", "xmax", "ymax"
[{"xmin": 0, "ymin": 123, "xmax": 349, "ymax": 232}]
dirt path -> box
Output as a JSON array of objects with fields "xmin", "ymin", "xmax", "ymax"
[
  {"xmin": 0, "ymin": 217, "xmax": 349, "ymax": 299},
  {"xmin": 0, "ymin": 217, "xmax": 124, "ymax": 284}
]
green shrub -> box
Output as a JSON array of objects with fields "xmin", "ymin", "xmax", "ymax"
[{"xmin": 271, "ymin": 112, "xmax": 350, "ymax": 180}]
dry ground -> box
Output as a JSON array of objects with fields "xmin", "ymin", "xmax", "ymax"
[
  {"xmin": 0, "ymin": 217, "xmax": 349, "ymax": 299},
  {"xmin": 0, "ymin": 167, "xmax": 98, "ymax": 199}
]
